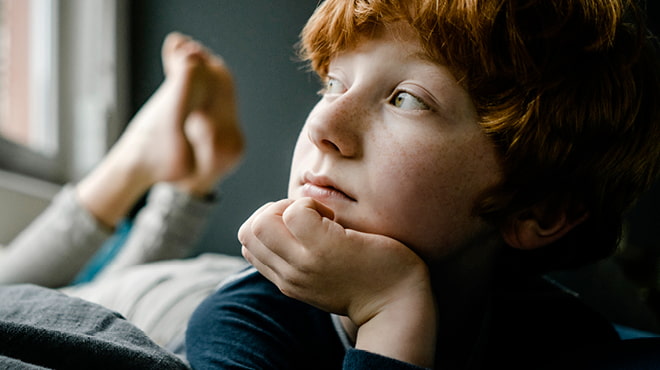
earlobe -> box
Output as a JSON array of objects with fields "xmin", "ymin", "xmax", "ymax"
[{"xmin": 501, "ymin": 205, "xmax": 589, "ymax": 250}]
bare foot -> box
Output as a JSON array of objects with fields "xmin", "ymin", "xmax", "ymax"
[
  {"xmin": 162, "ymin": 33, "xmax": 244, "ymax": 195},
  {"xmin": 110, "ymin": 32, "xmax": 243, "ymax": 191},
  {"xmin": 76, "ymin": 33, "xmax": 243, "ymax": 226}
]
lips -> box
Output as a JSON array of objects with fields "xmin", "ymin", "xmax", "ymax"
[{"xmin": 301, "ymin": 172, "xmax": 356, "ymax": 202}]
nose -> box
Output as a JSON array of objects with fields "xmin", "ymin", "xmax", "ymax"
[{"xmin": 305, "ymin": 96, "xmax": 364, "ymax": 158}]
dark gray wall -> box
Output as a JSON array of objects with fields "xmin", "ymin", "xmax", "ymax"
[{"xmin": 129, "ymin": 1, "xmax": 321, "ymax": 256}]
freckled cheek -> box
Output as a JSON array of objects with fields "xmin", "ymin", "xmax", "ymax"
[
  {"xmin": 364, "ymin": 148, "xmax": 454, "ymax": 230},
  {"xmin": 383, "ymin": 158, "xmax": 457, "ymax": 219},
  {"xmin": 367, "ymin": 143, "xmax": 498, "ymax": 256}
]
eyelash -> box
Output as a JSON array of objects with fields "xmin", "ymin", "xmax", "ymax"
[
  {"xmin": 389, "ymin": 90, "xmax": 430, "ymax": 111},
  {"xmin": 318, "ymin": 78, "xmax": 345, "ymax": 96},
  {"xmin": 320, "ymin": 78, "xmax": 432, "ymax": 111}
]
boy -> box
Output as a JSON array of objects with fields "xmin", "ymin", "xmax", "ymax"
[{"xmin": 186, "ymin": 0, "xmax": 660, "ymax": 369}]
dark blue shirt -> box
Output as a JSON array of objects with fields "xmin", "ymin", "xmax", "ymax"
[{"xmin": 186, "ymin": 268, "xmax": 620, "ymax": 369}]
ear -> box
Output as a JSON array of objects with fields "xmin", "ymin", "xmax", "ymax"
[{"xmin": 501, "ymin": 203, "xmax": 589, "ymax": 250}]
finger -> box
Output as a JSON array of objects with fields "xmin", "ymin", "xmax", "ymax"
[
  {"xmin": 239, "ymin": 203, "xmax": 292, "ymax": 274},
  {"xmin": 282, "ymin": 198, "xmax": 343, "ymax": 247},
  {"xmin": 238, "ymin": 199, "xmax": 305, "ymax": 264},
  {"xmin": 242, "ymin": 244, "xmax": 308, "ymax": 302},
  {"xmin": 241, "ymin": 244, "xmax": 284, "ymax": 288},
  {"xmin": 237, "ymin": 200, "xmax": 289, "ymax": 246},
  {"xmin": 239, "ymin": 201, "xmax": 306, "ymax": 291},
  {"xmin": 240, "ymin": 232, "xmax": 286, "ymax": 274},
  {"xmin": 309, "ymin": 198, "xmax": 335, "ymax": 219},
  {"xmin": 237, "ymin": 202, "xmax": 272, "ymax": 244},
  {"xmin": 247, "ymin": 200, "xmax": 306, "ymax": 260}
]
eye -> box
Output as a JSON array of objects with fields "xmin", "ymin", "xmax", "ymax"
[
  {"xmin": 322, "ymin": 78, "xmax": 346, "ymax": 95},
  {"xmin": 390, "ymin": 91, "xmax": 430, "ymax": 111}
]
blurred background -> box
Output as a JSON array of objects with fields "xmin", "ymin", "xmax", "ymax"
[
  {"xmin": 0, "ymin": 0, "xmax": 658, "ymax": 334},
  {"xmin": 0, "ymin": 0, "xmax": 320, "ymax": 257}
]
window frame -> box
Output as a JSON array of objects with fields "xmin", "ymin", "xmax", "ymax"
[{"xmin": 0, "ymin": 0, "xmax": 128, "ymax": 184}]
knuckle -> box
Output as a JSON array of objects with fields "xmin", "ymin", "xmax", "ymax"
[
  {"xmin": 251, "ymin": 216, "xmax": 269, "ymax": 240},
  {"xmin": 250, "ymin": 205, "xmax": 275, "ymax": 239},
  {"xmin": 277, "ymin": 285, "xmax": 299, "ymax": 300},
  {"xmin": 291, "ymin": 249, "xmax": 323, "ymax": 277},
  {"xmin": 281, "ymin": 204, "xmax": 299, "ymax": 226},
  {"xmin": 277, "ymin": 272, "xmax": 309, "ymax": 302}
]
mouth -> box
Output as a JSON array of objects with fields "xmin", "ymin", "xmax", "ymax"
[{"xmin": 301, "ymin": 173, "xmax": 357, "ymax": 202}]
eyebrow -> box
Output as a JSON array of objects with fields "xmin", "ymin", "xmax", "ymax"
[
  {"xmin": 406, "ymin": 49, "xmax": 466, "ymax": 89},
  {"xmin": 405, "ymin": 50, "xmax": 456, "ymax": 82},
  {"xmin": 406, "ymin": 50, "xmax": 446, "ymax": 66}
]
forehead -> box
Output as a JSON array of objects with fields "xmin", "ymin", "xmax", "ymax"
[
  {"xmin": 321, "ymin": 21, "xmax": 442, "ymax": 75},
  {"xmin": 340, "ymin": 23, "xmax": 463, "ymax": 81}
]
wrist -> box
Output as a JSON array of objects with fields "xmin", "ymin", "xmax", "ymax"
[{"xmin": 353, "ymin": 269, "xmax": 437, "ymax": 368}]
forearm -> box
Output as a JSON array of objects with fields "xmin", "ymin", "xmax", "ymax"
[{"xmin": 0, "ymin": 186, "xmax": 112, "ymax": 287}]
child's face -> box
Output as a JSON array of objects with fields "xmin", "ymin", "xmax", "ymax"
[{"xmin": 288, "ymin": 24, "xmax": 503, "ymax": 263}]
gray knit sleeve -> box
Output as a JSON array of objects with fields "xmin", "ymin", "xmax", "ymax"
[
  {"xmin": 100, "ymin": 183, "xmax": 217, "ymax": 273},
  {"xmin": 0, "ymin": 185, "xmax": 112, "ymax": 288}
]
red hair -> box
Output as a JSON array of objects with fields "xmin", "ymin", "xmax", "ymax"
[{"xmin": 299, "ymin": 0, "xmax": 660, "ymax": 272}]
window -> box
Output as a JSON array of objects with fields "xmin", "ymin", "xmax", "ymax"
[
  {"xmin": 0, "ymin": 0, "xmax": 127, "ymax": 184},
  {"xmin": 0, "ymin": 0, "xmax": 56, "ymax": 154}
]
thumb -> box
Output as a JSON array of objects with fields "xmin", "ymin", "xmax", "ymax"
[{"xmin": 282, "ymin": 197, "xmax": 339, "ymax": 245}]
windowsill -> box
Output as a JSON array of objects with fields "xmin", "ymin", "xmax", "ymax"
[{"xmin": 0, "ymin": 169, "xmax": 59, "ymax": 244}]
